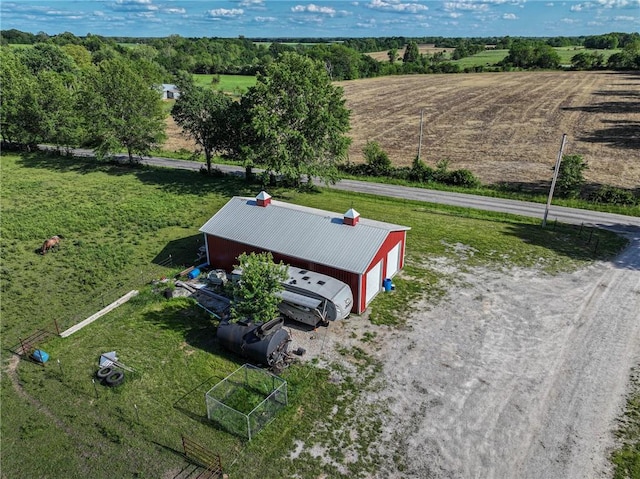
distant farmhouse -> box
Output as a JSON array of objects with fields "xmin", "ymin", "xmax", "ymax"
[
  {"xmin": 161, "ymin": 84, "xmax": 180, "ymax": 100},
  {"xmin": 199, "ymin": 192, "xmax": 411, "ymax": 314}
]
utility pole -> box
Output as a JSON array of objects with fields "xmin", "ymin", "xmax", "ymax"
[
  {"xmin": 542, "ymin": 133, "xmax": 567, "ymax": 228},
  {"xmin": 417, "ymin": 109, "xmax": 424, "ymax": 161}
]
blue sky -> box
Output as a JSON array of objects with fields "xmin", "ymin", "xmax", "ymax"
[{"xmin": 1, "ymin": 1, "xmax": 638, "ymax": 38}]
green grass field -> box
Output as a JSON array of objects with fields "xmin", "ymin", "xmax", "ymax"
[
  {"xmin": 192, "ymin": 74, "xmax": 257, "ymax": 95},
  {"xmin": 0, "ymin": 152, "xmax": 633, "ymax": 478},
  {"xmin": 450, "ymin": 46, "xmax": 621, "ymax": 68}
]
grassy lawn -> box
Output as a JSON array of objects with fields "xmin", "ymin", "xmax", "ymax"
[
  {"xmin": 192, "ymin": 74, "xmax": 256, "ymax": 95},
  {"xmin": 451, "ymin": 49, "xmax": 508, "ymax": 68},
  {"xmin": 0, "ymin": 152, "xmax": 631, "ymax": 478},
  {"xmin": 450, "ymin": 47, "xmax": 620, "ymax": 68}
]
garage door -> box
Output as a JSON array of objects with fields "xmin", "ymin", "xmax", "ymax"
[
  {"xmin": 386, "ymin": 242, "xmax": 401, "ymax": 278},
  {"xmin": 365, "ymin": 260, "xmax": 382, "ymax": 304}
]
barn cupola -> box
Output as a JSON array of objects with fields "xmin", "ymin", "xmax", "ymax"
[
  {"xmin": 343, "ymin": 208, "xmax": 360, "ymax": 226},
  {"xmin": 256, "ymin": 191, "xmax": 272, "ymax": 207}
]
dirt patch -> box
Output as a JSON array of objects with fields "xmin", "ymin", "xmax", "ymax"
[{"xmin": 288, "ymin": 234, "xmax": 640, "ymax": 478}]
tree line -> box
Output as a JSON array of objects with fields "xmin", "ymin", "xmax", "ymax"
[
  {"xmin": 1, "ymin": 44, "xmax": 351, "ymax": 187},
  {"xmin": 2, "ymin": 30, "xmax": 638, "ymax": 82}
]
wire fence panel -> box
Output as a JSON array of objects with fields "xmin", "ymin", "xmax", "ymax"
[{"xmin": 205, "ymin": 364, "xmax": 287, "ymax": 440}]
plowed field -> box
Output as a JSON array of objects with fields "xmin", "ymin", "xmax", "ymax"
[
  {"xmin": 337, "ymin": 71, "xmax": 640, "ymax": 189},
  {"xmin": 164, "ymin": 71, "xmax": 640, "ymax": 189}
]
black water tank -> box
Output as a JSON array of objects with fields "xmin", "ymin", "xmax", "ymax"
[{"xmin": 216, "ymin": 318, "xmax": 289, "ymax": 366}]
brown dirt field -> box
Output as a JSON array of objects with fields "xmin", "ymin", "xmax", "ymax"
[
  {"xmin": 337, "ymin": 71, "xmax": 640, "ymax": 189},
  {"xmin": 164, "ymin": 114, "xmax": 198, "ymax": 153},
  {"xmin": 366, "ymin": 43, "xmax": 455, "ymax": 62},
  {"xmin": 164, "ymin": 71, "xmax": 640, "ymax": 189}
]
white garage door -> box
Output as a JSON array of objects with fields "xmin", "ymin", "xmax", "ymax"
[
  {"xmin": 386, "ymin": 242, "xmax": 401, "ymax": 278},
  {"xmin": 365, "ymin": 260, "xmax": 383, "ymax": 304}
]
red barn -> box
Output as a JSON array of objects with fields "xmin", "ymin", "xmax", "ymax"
[{"xmin": 199, "ymin": 192, "xmax": 410, "ymax": 314}]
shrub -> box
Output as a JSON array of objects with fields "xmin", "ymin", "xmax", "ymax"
[
  {"xmin": 363, "ymin": 141, "xmax": 392, "ymax": 176},
  {"xmin": 409, "ymin": 157, "xmax": 435, "ymax": 182},
  {"xmin": 589, "ymin": 185, "xmax": 638, "ymax": 206},
  {"xmin": 556, "ymin": 154, "xmax": 588, "ymax": 198},
  {"xmin": 445, "ymin": 169, "xmax": 481, "ymax": 188}
]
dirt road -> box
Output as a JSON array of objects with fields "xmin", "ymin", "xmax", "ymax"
[{"xmin": 291, "ymin": 233, "xmax": 640, "ymax": 478}]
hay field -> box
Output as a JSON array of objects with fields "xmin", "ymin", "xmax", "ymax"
[{"xmin": 337, "ymin": 71, "xmax": 640, "ymax": 189}]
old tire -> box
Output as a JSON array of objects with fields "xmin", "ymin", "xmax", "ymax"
[
  {"xmin": 105, "ymin": 370, "xmax": 125, "ymax": 387},
  {"xmin": 96, "ymin": 366, "xmax": 113, "ymax": 380}
]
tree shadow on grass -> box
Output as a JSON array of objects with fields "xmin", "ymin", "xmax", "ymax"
[
  {"xmin": 501, "ymin": 221, "xmax": 634, "ymax": 269},
  {"xmin": 152, "ymin": 234, "xmax": 205, "ymax": 270},
  {"xmin": 16, "ymin": 152, "xmax": 259, "ymax": 197}
]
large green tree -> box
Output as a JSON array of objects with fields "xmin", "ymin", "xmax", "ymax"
[
  {"xmin": 229, "ymin": 252, "xmax": 287, "ymax": 323},
  {"xmin": 0, "ymin": 47, "xmax": 37, "ymax": 147},
  {"xmin": 80, "ymin": 57, "xmax": 166, "ymax": 162},
  {"xmin": 403, "ymin": 41, "xmax": 420, "ymax": 63},
  {"xmin": 171, "ymin": 81, "xmax": 234, "ymax": 174},
  {"xmin": 243, "ymin": 52, "xmax": 351, "ymax": 186}
]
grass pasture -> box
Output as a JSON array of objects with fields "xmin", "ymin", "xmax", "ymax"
[
  {"xmin": 192, "ymin": 74, "xmax": 257, "ymax": 95},
  {"xmin": 0, "ymin": 152, "xmax": 630, "ymax": 478}
]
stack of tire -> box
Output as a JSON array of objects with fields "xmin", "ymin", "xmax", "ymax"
[{"xmin": 96, "ymin": 366, "xmax": 125, "ymax": 387}]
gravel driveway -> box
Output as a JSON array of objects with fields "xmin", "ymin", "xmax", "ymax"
[{"xmin": 289, "ymin": 233, "xmax": 640, "ymax": 478}]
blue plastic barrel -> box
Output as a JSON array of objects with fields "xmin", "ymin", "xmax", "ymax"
[
  {"xmin": 188, "ymin": 268, "xmax": 201, "ymax": 279},
  {"xmin": 32, "ymin": 349, "xmax": 49, "ymax": 363},
  {"xmin": 383, "ymin": 278, "xmax": 392, "ymax": 292}
]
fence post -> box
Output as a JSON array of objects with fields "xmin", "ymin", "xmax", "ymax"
[{"xmin": 588, "ymin": 229, "xmax": 594, "ymax": 244}]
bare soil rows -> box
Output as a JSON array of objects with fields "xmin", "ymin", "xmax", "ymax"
[{"xmin": 337, "ymin": 71, "xmax": 640, "ymax": 189}]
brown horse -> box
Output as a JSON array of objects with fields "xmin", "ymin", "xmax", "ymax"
[{"xmin": 41, "ymin": 235, "xmax": 63, "ymax": 255}]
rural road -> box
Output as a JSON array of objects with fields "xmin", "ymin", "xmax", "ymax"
[{"xmin": 63, "ymin": 149, "xmax": 640, "ymax": 234}]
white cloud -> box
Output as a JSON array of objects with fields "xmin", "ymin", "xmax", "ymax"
[
  {"xmin": 546, "ymin": 2, "xmax": 554, "ymax": 5},
  {"xmin": 449, "ymin": 12, "xmax": 463, "ymax": 17},
  {"xmin": 503, "ymin": 12, "xmax": 517, "ymax": 19},
  {"xmin": 561, "ymin": 17, "xmax": 579, "ymax": 23},
  {"xmin": 112, "ymin": 0, "xmax": 158, "ymax": 11},
  {"xmin": 207, "ymin": 8, "xmax": 244, "ymax": 18},
  {"xmin": 238, "ymin": 0, "xmax": 265, "ymax": 6},
  {"xmin": 291, "ymin": 4, "xmax": 336, "ymax": 15},
  {"xmin": 165, "ymin": 7, "xmax": 186, "ymax": 14},
  {"xmin": 254, "ymin": 16, "xmax": 277, "ymax": 22},
  {"xmin": 570, "ymin": 0, "xmax": 640, "ymax": 10},
  {"xmin": 614, "ymin": 14, "xmax": 636, "ymax": 19},
  {"xmin": 444, "ymin": 2, "xmax": 489, "ymax": 12},
  {"xmin": 367, "ymin": 0, "xmax": 428, "ymax": 13}
]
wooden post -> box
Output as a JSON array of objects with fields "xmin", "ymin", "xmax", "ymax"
[
  {"xmin": 542, "ymin": 134, "xmax": 567, "ymax": 228},
  {"xmin": 417, "ymin": 109, "xmax": 425, "ymax": 161}
]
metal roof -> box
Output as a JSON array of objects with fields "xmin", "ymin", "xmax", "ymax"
[{"xmin": 199, "ymin": 197, "xmax": 410, "ymax": 274}]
